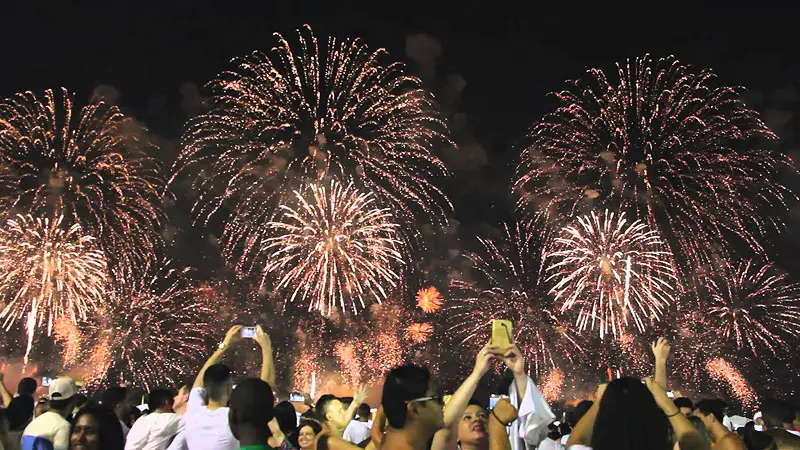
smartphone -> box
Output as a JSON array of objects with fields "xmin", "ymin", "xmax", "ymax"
[
  {"xmin": 42, "ymin": 377, "xmax": 54, "ymax": 387},
  {"xmin": 489, "ymin": 394, "xmax": 509, "ymax": 409},
  {"xmin": 241, "ymin": 326, "xmax": 257, "ymax": 338},
  {"xmin": 666, "ymin": 390, "xmax": 675, "ymax": 398},
  {"xmin": 491, "ymin": 319, "xmax": 512, "ymax": 348},
  {"xmin": 289, "ymin": 392, "xmax": 306, "ymax": 402}
]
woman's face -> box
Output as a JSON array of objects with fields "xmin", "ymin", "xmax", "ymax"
[
  {"xmin": 71, "ymin": 414, "xmax": 100, "ymax": 450},
  {"xmin": 298, "ymin": 425, "xmax": 317, "ymax": 450},
  {"xmin": 457, "ymin": 405, "xmax": 489, "ymax": 448}
]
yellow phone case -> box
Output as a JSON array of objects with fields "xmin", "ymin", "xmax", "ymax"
[{"xmin": 491, "ymin": 319, "xmax": 513, "ymax": 347}]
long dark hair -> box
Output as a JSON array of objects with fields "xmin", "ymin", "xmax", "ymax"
[
  {"xmin": 590, "ymin": 377, "xmax": 669, "ymax": 450},
  {"xmin": 71, "ymin": 405, "xmax": 125, "ymax": 450},
  {"xmin": 275, "ymin": 401, "xmax": 299, "ymax": 447}
]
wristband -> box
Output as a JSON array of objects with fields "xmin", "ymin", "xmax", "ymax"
[
  {"xmin": 491, "ymin": 409, "xmax": 512, "ymax": 427},
  {"xmin": 665, "ymin": 409, "xmax": 681, "ymax": 418}
]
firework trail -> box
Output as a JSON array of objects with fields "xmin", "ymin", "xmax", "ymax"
[
  {"xmin": 449, "ymin": 220, "xmax": 583, "ymax": 377},
  {"xmin": 705, "ymin": 357, "xmax": 757, "ymax": 411},
  {"xmin": 175, "ymin": 25, "xmax": 451, "ymax": 269},
  {"xmin": 0, "ymin": 89, "xmax": 165, "ymax": 275},
  {"xmin": 416, "ymin": 286, "xmax": 443, "ymax": 312},
  {"xmin": 335, "ymin": 342, "xmax": 363, "ymax": 387},
  {"xmin": 85, "ymin": 260, "xmax": 215, "ymax": 390},
  {"xmin": 263, "ymin": 180, "xmax": 403, "ymax": 315},
  {"xmin": 406, "ymin": 322, "xmax": 434, "ymax": 344},
  {"xmin": 547, "ymin": 210, "xmax": 677, "ymax": 338},
  {"xmin": 53, "ymin": 318, "xmax": 84, "ymax": 368},
  {"xmin": 0, "ymin": 214, "xmax": 107, "ymax": 362},
  {"xmin": 515, "ymin": 55, "xmax": 794, "ymax": 279},
  {"xmin": 704, "ymin": 259, "xmax": 800, "ymax": 357}
]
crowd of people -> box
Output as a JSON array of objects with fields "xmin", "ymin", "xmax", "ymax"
[{"xmin": 1, "ymin": 326, "xmax": 798, "ymax": 450}]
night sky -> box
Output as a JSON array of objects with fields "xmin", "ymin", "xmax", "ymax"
[{"xmin": 2, "ymin": 2, "xmax": 799, "ymax": 391}]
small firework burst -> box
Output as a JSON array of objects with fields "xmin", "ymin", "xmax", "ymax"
[
  {"xmin": 263, "ymin": 180, "xmax": 404, "ymax": 315},
  {"xmin": 540, "ymin": 368, "xmax": 565, "ymax": 403},
  {"xmin": 406, "ymin": 322, "xmax": 434, "ymax": 344},
  {"xmin": 704, "ymin": 259, "xmax": 800, "ymax": 357},
  {"xmin": 0, "ymin": 214, "xmax": 107, "ymax": 362},
  {"xmin": 416, "ymin": 286, "xmax": 443, "ymax": 313},
  {"xmin": 547, "ymin": 210, "xmax": 677, "ymax": 338}
]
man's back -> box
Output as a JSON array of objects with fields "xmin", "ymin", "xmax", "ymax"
[
  {"xmin": 184, "ymin": 388, "xmax": 239, "ymax": 450},
  {"xmin": 21, "ymin": 411, "xmax": 70, "ymax": 450},
  {"xmin": 343, "ymin": 421, "xmax": 371, "ymax": 445},
  {"xmin": 125, "ymin": 412, "xmax": 183, "ymax": 450}
]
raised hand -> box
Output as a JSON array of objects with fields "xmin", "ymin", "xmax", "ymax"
[
  {"xmin": 502, "ymin": 344, "xmax": 525, "ymax": 375},
  {"xmin": 223, "ymin": 325, "xmax": 243, "ymax": 347},
  {"xmin": 474, "ymin": 342, "xmax": 503, "ymax": 377},
  {"xmin": 353, "ymin": 385, "xmax": 367, "ymax": 406},
  {"xmin": 651, "ymin": 337, "xmax": 671, "ymax": 362},
  {"xmin": 255, "ymin": 325, "xmax": 272, "ymax": 349}
]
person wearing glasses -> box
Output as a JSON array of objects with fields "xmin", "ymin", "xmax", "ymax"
[{"xmin": 380, "ymin": 364, "xmax": 444, "ymax": 450}]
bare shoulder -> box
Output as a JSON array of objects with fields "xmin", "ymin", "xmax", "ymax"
[{"xmin": 714, "ymin": 432, "xmax": 745, "ymax": 450}]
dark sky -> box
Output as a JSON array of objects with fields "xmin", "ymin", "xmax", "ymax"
[{"xmin": 2, "ymin": 2, "xmax": 799, "ymax": 262}]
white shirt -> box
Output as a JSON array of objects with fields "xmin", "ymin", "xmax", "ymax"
[
  {"xmin": 537, "ymin": 438, "xmax": 565, "ymax": 450},
  {"xmin": 183, "ymin": 388, "xmax": 239, "ymax": 450},
  {"xmin": 125, "ymin": 412, "xmax": 183, "ymax": 450},
  {"xmin": 21, "ymin": 411, "xmax": 70, "ymax": 450},
  {"xmin": 342, "ymin": 420, "xmax": 371, "ymax": 444},
  {"xmin": 508, "ymin": 376, "xmax": 556, "ymax": 450}
]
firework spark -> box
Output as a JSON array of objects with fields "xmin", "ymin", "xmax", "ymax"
[
  {"xmin": 515, "ymin": 55, "xmax": 793, "ymax": 278},
  {"xmin": 406, "ymin": 322, "xmax": 434, "ymax": 344},
  {"xmin": 53, "ymin": 318, "xmax": 84, "ymax": 368},
  {"xmin": 449, "ymin": 220, "xmax": 583, "ymax": 377},
  {"xmin": 85, "ymin": 260, "xmax": 214, "ymax": 390},
  {"xmin": 0, "ymin": 214, "xmax": 107, "ymax": 362},
  {"xmin": 705, "ymin": 259, "xmax": 800, "ymax": 357},
  {"xmin": 175, "ymin": 25, "xmax": 451, "ymax": 269},
  {"xmin": 705, "ymin": 357, "xmax": 757, "ymax": 410},
  {"xmin": 547, "ymin": 210, "xmax": 677, "ymax": 338},
  {"xmin": 0, "ymin": 89, "xmax": 165, "ymax": 274},
  {"xmin": 263, "ymin": 180, "xmax": 403, "ymax": 315},
  {"xmin": 540, "ymin": 368, "xmax": 565, "ymax": 402},
  {"xmin": 416, "ymin": 286, "xmax": 443, "ymax": 313}
]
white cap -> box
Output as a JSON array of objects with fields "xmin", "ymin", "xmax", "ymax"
[{"xmin": 49, "ymin": 377, "xmax": 77, "ymax": 401}]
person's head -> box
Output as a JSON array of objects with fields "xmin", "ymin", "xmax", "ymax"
[
  {"xmin": 315, "ymin": 395, "xmax": 349, "ymax": 430},
  {"xmin": 674, "ymin": 397, "xmax": 694, "ymax": 417},
  {"xmin": 569, "ymin": 400, "xmax": 594, "ymax": 428},
  {"xmin": 35, "ymin": 399, "xmax": 49, "ymax": 417},
  {"xmin": 71, "ymin": 405, "xmax": 125, "ymax": 450},
  {"xmin": 686, "ymin": 416, "xmax": 712, "ymax": 445},
  {"xmin": 458, "ymin": 400, "xmax": 488, "ymax": 450},
  {"xmin": 382, "ymin": 363, "xmax": 444, "ymax": 434},
  {"xmin": 298, "ymin": 419, "xmax": 324, "ymax": 450},
  {"xmin": 18, "ymin": 377, "xmax": 37, "ymax": 396},
  {"xmin": 742, "ymin": 422, "xmax": 778, "ymax": 450},
  {"xmin": 357, "ymin": 403, "xmax": 371, "ymax": 422},
  {"xmin": 204, "ymin": 364, "xmax": 234, "ymax": 404},
  {"xmin": 761, "ymin": 398, "xmax": 795, "ymax": 430},
  {"xmin": 693, "ymin": 399, "xmax": 727, "ymax": 429},
  {"xmin": 101, "ymin": 386, "xmax": 128, "ymax": 418},
  {"xmin": 228, "ymin": 378, "xmax": 275, "ymax": 445},
  {"xmin": 6, "ymin": 394, "xmax": 34, "ymax": 430},
  {"xmin": 48, "ymin": 377, "xmax": 77, "ymax": 416},
  {"xmin": 147, "ymin": 388, "xmax": 175, "ymax": 413},
  {"xmin": 590, "ymin": 377, "xmax": 669, "ymax": 450},
  {"xmin": 274, "ymin": 401, "xmax": 299, "ymax": 436},
  {"xmin": 172, "ymin": 381, "xmax": 191, "ymax": 413}
]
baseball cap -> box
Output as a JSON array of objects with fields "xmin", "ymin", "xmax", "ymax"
[{"xmin": 49, "ymin": 377, "xmax": 77, "ymax": 401}]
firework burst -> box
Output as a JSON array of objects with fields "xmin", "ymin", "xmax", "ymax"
[
  {"xmin": 263, "ymin": 180, "xmax": 403, "ymax": 315},
  {"xmin": 449, "ymin": 220, "xmax": 583, "ymax": 377},
  {"xmin": 175, "ymin": 25, "xmax": 451, "ymax": 268},
  {"xmin": 0, "ymin": 214, "xmax": 107, "ymax": 362},
  {"xmin": 406, "ymin": 322, "xmax": 434, "ymax": 344},
  {"xmin": 85, "ymin": 261, "xmax": 215, "ymax": 390},
  {"xmin": 515, "ymin": 55, "xmax": 793, "ymax": 278},
  {"xmin": 0, "ymin": 89, "xmax": 165, "ymax": 274},
  {"xmin": 704, "ymin": 259, "xmax": 800, "ymax": 357},
  {"xmin": 416, "ymin": 286, "xmax": 443, "ymax": 313},
  {"xmin": 547, "ymin": 210, "xmax": 677, "ymax": 338},
  {"xmin": 705, "ymin": 357, "xmax": 757, "ymax": 411}
]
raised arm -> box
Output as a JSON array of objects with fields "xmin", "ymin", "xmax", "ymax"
[
  {"xmin": 644, "ymin": 378, "xmax": 710, "ymax": 450},
  {"xmin": 344, "ymin": 387, "xmax": 368, "ymax": 424},
  {"xmin": 194, "ymin": 325, "xmax": 242, "ymax": 389},
  {"xmin": 0, "ymin": 371, "xmax": 12, "ymax": 407},
  {"xmin": 501, "ymin": 344, "xmax": 527, "ymax": 403},
  {"xmin": 255, "ymin": 325, "xmax": 275, "ymax": 386},
  {"xmin": 432, "ymin": 342, "xmax": 500, "ymax": 450},
  {"xmin": 370, "ymin": 406, "xmax": 386, "ymax": 449},
  {"xmin": 566, "ymin": 383, "xmax": 606, "ymax": 447},
  {"xmin": 489, "ymin": 399, "xmax": 518, "ymax": 450},
  {"xmin": 651, "ymin": 338, "xmax": 671, "ymax": 390}
]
